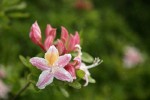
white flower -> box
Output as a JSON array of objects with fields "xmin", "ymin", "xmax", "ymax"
[{"xmin": 74, "ymin": 45, "xmax": 102, "ymax": 86}]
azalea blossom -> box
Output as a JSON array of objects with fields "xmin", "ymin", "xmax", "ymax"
[
  {"xmin": 30, "ymin": 45, "xmax": 73, "ymax": 89},
  {"xmin": 74, "ymin": 45, "xmax": 102, "ymax": 86},
  {"xmin": 29, "ymin": 22, "xmax": 102, "ymax": 88},
  {"xmin": 123, "ymin": 46, "xmax": 144, "ymax": 68}
]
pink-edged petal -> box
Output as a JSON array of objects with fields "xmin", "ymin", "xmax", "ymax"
[
  {"xmin": 74, "ymin": 57, "xmax": 81, "ymax": 69},
  {"xmin": 45, "ymin": 24, "xmax": 56, "ymax": 38},
  {"xmin": 61, "ymin": 26, "xmax": 69, "ymax": 43},
  {"xmin": 57, "ymin": 54, "xmax": 71, "ymax": 67},
  {"xmin": 55, "ymin": 39, "xmax": 65, "ymax": 55},
  {"xmin": 45, "ymin": 45, "xmax": 59, "ymax": 66},
  {"xmin": 45, "ymin": 24, "xmax": 52, "ymax": 37},
  {"xmin": 54, "ymin": 67, "xmax": 73, "ymax": 82},
  {"xmin": 44, "ymin": 36, "xmax": 54, "ymax": 51},
  {"xmin": 74, "ymin": 31, "xmax": 80, "ymax": 45},
  {"xmin": 30, "ymin": 57, "xmax": 50, "ymax": 71},
  {"xmin": 65, "ymin": 64, "xmax": 76, "ymax": 79},
  {"xmin": 67, "ymin": 34, "xmax": 75, "ymax": 52},
  {"xmin": 36, "ymin": 70, "xmax": 54, "ymax": 89}
]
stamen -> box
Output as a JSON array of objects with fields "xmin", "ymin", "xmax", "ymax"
[{"xmin": 87, "ymin": 58, "xmax": 103, "ymax": 69}]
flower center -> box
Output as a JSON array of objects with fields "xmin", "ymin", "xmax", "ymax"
[{"xmin": 45, "ymin": 50, "xmax": 59, "ymax": 66}]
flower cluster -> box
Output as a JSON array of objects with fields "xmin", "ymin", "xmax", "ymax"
[{"xmin": 29, "ymin": 21, "xmax": 102, "ymax": 89}]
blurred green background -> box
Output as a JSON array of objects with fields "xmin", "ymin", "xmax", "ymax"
[{"xmin": 0, "ymin": 0, "xmax": 150, "ymax": 100}]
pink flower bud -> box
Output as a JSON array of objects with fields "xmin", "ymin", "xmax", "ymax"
[
  {"xmin": 61, "ymin": 26, "xmax": 69, "ymax": 43},
  {"xmin": 44, "ymin": 36, "xmax": 54, "ymax": 51},
  {"xmin": 67, "ymin": 34, "xmax": 76, "ymax": 52},
  {"xmin": 60, "ymin": 27, "xmax": 81, "ymax": 53},
  {"xmin": 74, "ymin": 31, "xmax": 80, "ymax": 45},
  {"xmin": 55, "ymin": 40, "xmax": 66, "ymax": 55},
  {"xmin": 29, "ymin": 21, "xmax": 42, "ymax": 45},
  {"xmin": 65, "ymin": 64, "xmax": 76, "ymax": 79},
  {"xmin": 45, "ymin": 24, "xmax": 56, "ymax": 39}
]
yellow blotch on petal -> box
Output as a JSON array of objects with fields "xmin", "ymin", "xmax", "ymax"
[{"xmin": 45, "ymin": 45, "xmax": 59, "ymax": 66}]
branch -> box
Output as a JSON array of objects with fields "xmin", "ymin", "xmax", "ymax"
[{"xmin": 12, "ymin": 81, "xmax": 31, "ymax": 100}]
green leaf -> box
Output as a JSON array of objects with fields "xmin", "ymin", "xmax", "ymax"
[
  {"xmin": 88, "ymin": 76, "xmax": 96, "ymax": 83},
  {"xmin": 60, "ymin": 88, "xmax": 69, "ymax": 97},
  {"xmin": 19, "ymin": 55, "xmax": 41, "ymax": 77},
  {"xmin": 82, "ymin": 52, "xmax": 94, "ymax": 63},
  {"xmin": 4, "ymin": 2, "xmax": 27, "ymax": 11},
  {"xmin": 76, "ymin": 69, "xmax": 85, "ymax": 78},
  {"xmin": 69, "ymin": 81, "xmax": 81, "ymax": 89},
  {"xmin": 19, "ymin": 55, "xmax": 30, "ymax": 67},
  {"xmin": 71, "ymin": 52, "xmax": 78, "ymax": 57}
]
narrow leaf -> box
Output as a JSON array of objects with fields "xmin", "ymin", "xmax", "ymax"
[
  {"xmin": 69, "ymin": 81, "xmax": 81, "ymax": 89},
  {"xmin": 19, "ymin": 55, "xmax": 30, "ymax": 67},
  {"xmin": 82, "ymin": 52, "xmax": 94, "ymax": 63},
  {"xmin": 60, "ymin": 88, "xmax": 69, "ymax": 97},
  {"xmin": 88, "ymin": 76, "xmax": 96, "ymax": 83}
]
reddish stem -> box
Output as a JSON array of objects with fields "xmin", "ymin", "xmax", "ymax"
[{"xmin": 38, "ymin": 42, "xmax": 46, "ymax": 52}]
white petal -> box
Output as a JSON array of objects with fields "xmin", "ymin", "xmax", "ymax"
[
  {"xmin": 80, "ymin": 63, "xmax": 90, "ymax": 76},
  {"xmin": 83, "ymin": 75, "xmax": 89, "ymax": 86},
  {"xmin": 30, "ymin": 57, "xmax": 50, "ymax": 71},
  {"xmin": 57, "ymin": 54, "xmax": 71, "ymax": 67},
  {"xmin": 36, "ymin": 70, "xmax": 54, "ymax": 89},
  {"xmin": 54, "ymin": 67, "xmax": 73, "ymax": 82},
  {"xmin": 80, "ymin": 63, "xmax": 90, "ymax": 86}
]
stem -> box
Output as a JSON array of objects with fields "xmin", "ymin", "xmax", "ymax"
[
  {"xmin": 12, "ymin": 81, "xmax": 31, "ymax": 100},
  {"xmin": 38, "ymin": 42, "xmax": 46, "ymax": 52}
]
